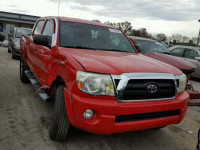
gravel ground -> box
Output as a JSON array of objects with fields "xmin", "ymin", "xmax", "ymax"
[{"xmin": 0, "ymin": 47, "xmax": 199, "ymax": 150}]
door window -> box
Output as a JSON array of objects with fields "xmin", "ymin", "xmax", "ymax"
[
  {"xmin": 34, "ymin": 20, "xmax": 45, "ymax": 35},
  {"xmin": 43, "ymin": 21, "xmax": 53, "ymax": 36},
  {"xmin": 171, "ymin": 48, "xmax": 185, "ymax": 57},
  {"xmin": 185, "ymin": 49, "xmax": 199, "ymax": 59}
]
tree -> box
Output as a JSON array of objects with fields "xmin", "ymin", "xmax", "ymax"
[
  {"xmin": 182, "ymin": 36, "xmax": 189, "ymax": 43},
  {"xmin": 116, "ymin": 21, "xmax": 133, "ymax": 36},
  {"xmin": 191, "ymin": 37, "xmax": 197, "ymax": 45},
  {"xmin": 93, "ymin": 20, "xmax": 153, "ymax": 38},
  {"xmin": 171, "ymin": 34, "xmax": 183, "ymax": 43},
  {"xmin": 105, "ymin": 21, "xmax": 133, "ymax": 35},
  {"xmin": 92, "ymin": 19, "xmax": 101, "ymax": 23},
  {"xmin": 104, "ymin": 21, "xmax": 116, "ymax": 27},
  {"xmin": 170, "ymin": 34, "xmax": 189, "ymax": 43},
  {"xmin": 156, "ymin": 33, "xmax": 167, "ymax": 42},
  {"xmin": 189, "ymin": 40, "xmax": 193, "ymax": 45},
  {"xmin": 130, "ymin": 28, "xmax": 152, "ymax": 38}
]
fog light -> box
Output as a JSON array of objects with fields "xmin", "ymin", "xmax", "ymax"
[{"xmin": 83, "ymin": 109, "xmax": 94, "ymax": 120}]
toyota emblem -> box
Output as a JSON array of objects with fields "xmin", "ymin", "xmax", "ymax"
[{"xmin": 147, "ymin": 83, "xmax": 158, "ymax": 94}]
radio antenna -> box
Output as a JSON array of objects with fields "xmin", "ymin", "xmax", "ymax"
[{"xmin": 58, "ymin": 0, "xmax": 60, "ymax": 19}]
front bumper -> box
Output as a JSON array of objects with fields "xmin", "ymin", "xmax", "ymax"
[
  {"xmin": 70, "ymin": 91, "xmax": 189, "ymax": 135},
  {"xmin": 12, "ymin": 46, "xmax": 20, "ymax": 55}
]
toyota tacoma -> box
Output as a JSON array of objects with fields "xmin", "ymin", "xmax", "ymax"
[{"xmin": 20, "ymin": 17, "xmax": 189, "ymax": 142}]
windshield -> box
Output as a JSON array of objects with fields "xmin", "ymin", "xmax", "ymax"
[
  {"xmin": 60, "ymin": 21, "xmax": 136, "ymax": 53},
  {"xmin": 135, "ymin": 40, "xmax": 171, "ymax": 55},
  {"xmin": 15, "ymin": 29, "xmax": 32, "ymax": 38}
]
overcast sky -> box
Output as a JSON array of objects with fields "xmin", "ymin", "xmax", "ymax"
[{"xmin": 0, "ymin": 0, "xmax": 199, "ymax": 38}]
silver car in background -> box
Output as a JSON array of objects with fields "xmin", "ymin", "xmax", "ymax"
[
  {"xmin": 8, "ymin": 27, "xmax": 32, "ymax": 59},
  {"xmin": 170, "ymin": 45, "xmax": 200, "ymax": 78}
]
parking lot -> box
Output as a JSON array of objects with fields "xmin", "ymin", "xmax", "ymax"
[{"xmin": 0, "ymin": 46, "xmax": 199, "ymax": 150}]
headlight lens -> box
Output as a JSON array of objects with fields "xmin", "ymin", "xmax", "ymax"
[
  {"xmin": 14, "ymin": 42, "xmax": 20, "ymax": 48},
  {"xmin": 176, "ymin": 74, "xmax": 187, "ymax": 93},
  {"xmin": 76, "ymin": 71, "xmax": 115, "ymax": 96}
]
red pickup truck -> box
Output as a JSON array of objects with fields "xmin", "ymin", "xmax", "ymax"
[{"xmin": 20, "ymin": 16, "xmax": 189, "ymax": 142}]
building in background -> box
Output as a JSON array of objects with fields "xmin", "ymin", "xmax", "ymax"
[{"xmin": 0, "ymin": 11, "xmax": 40, "ymax": 38}]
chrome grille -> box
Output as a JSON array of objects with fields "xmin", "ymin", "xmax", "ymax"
[{"xmin": 112, "ymin": 73, "xmax": 177, "ymax": 102}]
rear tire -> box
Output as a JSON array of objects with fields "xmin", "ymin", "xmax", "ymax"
[
  {"xmin": 20, "ymin": 57, "xmax": 29, "ymax": 83},
  {"xmin": 49, "ymin": 85, "xmax": 71, "ymax": 142}
]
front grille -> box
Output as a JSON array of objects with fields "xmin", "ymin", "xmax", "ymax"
[
  {"xmin": 115, "ymin": 110, "xmax": 180, "ymax": 123},
  {"xmin": 116, "ymin": 79, "xmax": 175, "ymax": 101}
]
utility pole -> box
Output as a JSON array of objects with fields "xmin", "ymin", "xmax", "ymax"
[{"xmin": 197, "ymin": 19, "xmax": 200, "ymax": 46}]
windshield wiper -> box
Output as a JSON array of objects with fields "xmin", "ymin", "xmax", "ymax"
[
  {"xmin": 62, "ymin": 46, "xmax": 132, "ymax": 53},
  {"xmin": 97, "ymin": 48, "xmax": 131, "ymax": 53},
  {"xmin": 62, "ymin": 46, "xmax": 96, "ymax": 50}
]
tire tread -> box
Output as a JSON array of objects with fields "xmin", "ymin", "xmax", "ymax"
[{"xmin": 49, "ymin": 85, "xmax": 70, "ymax": 142}]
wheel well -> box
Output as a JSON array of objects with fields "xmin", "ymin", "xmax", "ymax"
[{"xmin": 50, "ymin": 76, "xmax": 66, "ymax": 100}]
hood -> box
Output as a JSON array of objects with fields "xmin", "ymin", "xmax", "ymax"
[
  {"xmin": 60, "ymin": 48, "xmax": 182, "ymax": 76},
  {"xmin": 145, "ymin": 52, "xmax": 196, "ymax": 71}
]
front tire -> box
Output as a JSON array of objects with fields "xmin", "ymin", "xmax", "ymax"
[
  {"xmin": 20, "ymin": 57, "xmax": 29, "ymax": 83},
  {"xmin": 49, "ymin": 85, "xmax": 71, "ymax": 142},
  {"xmin": 12, "ymin": 49, "xmax": 17, "ymax": 59},
  {"xmin": 8, "ymin": 46, "xmax": 11, "ymax": 53}
]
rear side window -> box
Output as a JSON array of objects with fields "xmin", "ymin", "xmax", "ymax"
[
  {"xmin": 34, "ymin": 20, "xmax": 45, "ymax": 35},
  {"xmin": 43, "ymin": 21, "xmax": 53, "ymax": 36},
  {"xmin": 171, "ymin": 48, "xmax": 185, "ymax": 57},
  {"xmin": 185, "ymin": 49, "xmax": 199, "ymax": 59}
]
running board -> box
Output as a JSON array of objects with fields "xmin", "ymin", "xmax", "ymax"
[{"xmin": 25, "ymin": 70, "xmax": 51, "ymax": 102}]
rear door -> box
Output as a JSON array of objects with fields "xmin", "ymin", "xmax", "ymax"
[
  {"xmin": 34, "ymin": 19, "xmax": 54, "ymax": 85},
  {"xmin": 27, "ymin": 20, "xmax": 45, "ymax": 76}
]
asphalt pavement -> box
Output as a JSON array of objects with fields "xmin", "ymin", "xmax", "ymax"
[{"xmin": 0, "ymin": 47, "xmax": 199, "ymax": 150}]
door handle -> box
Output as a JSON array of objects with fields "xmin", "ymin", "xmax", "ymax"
[{"xmin": 34, "ymin": 48, "xmax": 38, "ymax": 52}]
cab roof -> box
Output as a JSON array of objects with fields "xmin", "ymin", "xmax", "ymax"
[{"xmin": 41, "ymin": 16, "xmax": 116, "ymax": 29}]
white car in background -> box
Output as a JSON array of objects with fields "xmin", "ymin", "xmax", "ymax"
[{"xmin": 170, "ymin": 45, "xmax": 200, "ymax": 78}]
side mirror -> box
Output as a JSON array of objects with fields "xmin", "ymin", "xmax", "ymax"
[
  {"xmin": 33, "ymin": 34, "xmax": 52, "ymax": 48},
  {"xmin": 8, "ymin": 34, "xmax": 12, "ymax": 37},
  {"xmin": 135, "ymin": 44, "xmax": 142, "ymax": 52},
  {"xmin": 195, "ymin": 57, "xmax": 200, "ymax": 61}
]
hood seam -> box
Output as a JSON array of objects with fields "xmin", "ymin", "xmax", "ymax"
[{"xmin": 72, "ymin": 57, "xmax": 86, "ymax": 71}]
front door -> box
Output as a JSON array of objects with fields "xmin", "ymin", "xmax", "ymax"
[{"xmin": 34, "ymin": 19, "xmax": 54, "ymax": 85}]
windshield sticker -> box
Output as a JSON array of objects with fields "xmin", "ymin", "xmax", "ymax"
[{"xmin": 109, "ymin": 28, "xmax": 122, "ymax": 34}]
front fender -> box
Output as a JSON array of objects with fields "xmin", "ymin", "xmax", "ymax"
[{"xmin": 64, "ymin": 87, "xmax": 77, "ymax": 127}]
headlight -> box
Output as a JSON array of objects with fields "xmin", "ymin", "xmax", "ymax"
[
  {"xmin": 14, "ymin": 42, "xmax": 20, "ymax": 48},
  {"xmin": 76, "ymin": 71, "xmax": 115, "ymax": 96},
  {"xmin": 176, "ymin": 74, "xmax": 187, "ymax": 93}
]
